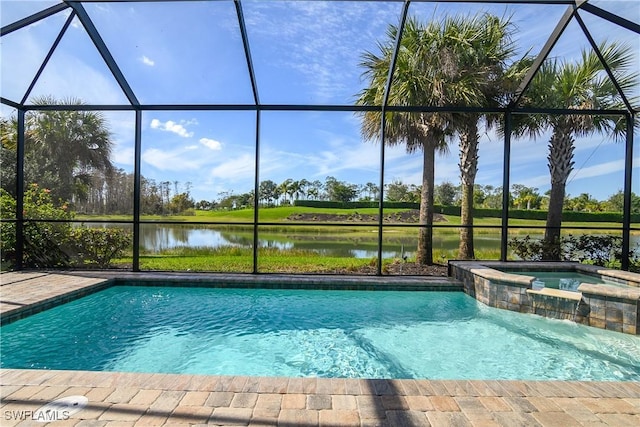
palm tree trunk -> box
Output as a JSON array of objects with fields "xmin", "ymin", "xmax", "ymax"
[
  {"xmin": 544, "ymin": 127, "xmax": 575, "ymax": 260},
  {"xmin": 416, "ymin": 143, "xmax": 435, "ymax": 265},
  {"xmin": 458, "ymin": 122, "xmax": 479, "ymax": 259}
]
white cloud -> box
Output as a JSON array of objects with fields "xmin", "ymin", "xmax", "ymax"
[
  {"xmin": 140, "ymin": 55, "xmax": 155, "ymax": 66},
  {"xmin": 142, "ymin": 148, "xmax": 200, "ymax": 171},
  {"xmin": 149, "ymin": 119, "xmax": 194, "ymax": 138},
  {"xmin": 245, "ymin": 1, "xmax": 398, "ymax": 102},
  {"xmin": 570, "ymin": 157, "xmax": 640, "ymax": 181},
  {"xmin": 209, "ymin": 154, "xmax": 255, "ymax": 180},
  {"xmin": 199, "ymin": 138, "xmax": 222, "ymax": 151},
  {"xmin": 111, "ymin": 146, "xmax": 134, "ymax": 166}
]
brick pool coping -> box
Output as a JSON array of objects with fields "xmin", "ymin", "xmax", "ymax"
[
  {"xmin": 2, "ymin": 369, "xmax": 640, "ymax": 426},
  {"xmin": 1, "ymin": 271, "xmax": 639, "ymax": 425}
]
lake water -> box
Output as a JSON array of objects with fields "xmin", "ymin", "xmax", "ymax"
[
  {"xmin": 137, "ymin": 224, "xmax": 501, "ymax": 258},
  {"xmin": 87, "ymin": 223, "xmax": 633, "ymax": 260}
]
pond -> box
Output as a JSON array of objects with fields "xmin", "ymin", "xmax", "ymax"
[
  {"xmin": 135, "ymin": 224, "xmax": 502, "ymax": 259},
  {"xmin": 85, "ymin": 223, "xmax": 634, "ymax": 260}
]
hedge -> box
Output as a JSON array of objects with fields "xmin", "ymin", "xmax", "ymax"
[{"xmin": 294, "ymin": 200, "xmax": 420, "ymax": 209}]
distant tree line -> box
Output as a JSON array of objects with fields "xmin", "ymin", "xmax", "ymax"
[{"xmin": 204, "ymin": 176, "xmax": 639, "ymax": 215}]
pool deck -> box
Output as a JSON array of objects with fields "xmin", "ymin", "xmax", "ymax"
[{"xmin": 1, "ymin": 271, "xmax": 639, "ymax": 426}]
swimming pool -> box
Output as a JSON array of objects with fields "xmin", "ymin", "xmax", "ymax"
[{"xmin": 2, "ymin": 285, "xmax": 639, "ymax": 381}]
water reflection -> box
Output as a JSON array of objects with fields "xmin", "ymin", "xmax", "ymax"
[
  {"xmin": 75, "ymin": 223, "xmax": 640, "ymax": 260},
  {"xmin": 139, "ymin": 225, "xmax": 252, "ymax": 251},
  {"xmin": 135, "ymin": 224, "xmax": 501, "ymax": 259}
]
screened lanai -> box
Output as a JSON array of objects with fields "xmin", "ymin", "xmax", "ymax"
[{"xmin": 1, "ymin": 0, "xmax": 638, "ymax": 274}]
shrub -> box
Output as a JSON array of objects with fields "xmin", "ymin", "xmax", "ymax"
[
  {"xmin": 1, "ymin": 185, "xmax": 74, "ymax": 267},
  {"xmin": 1, "ymin": 185, "xmax": 131, "ymax": 268},
  {"xmin": 509, "ymin": 234, "xmax": 635, "ymax": 268},
  {"xmin": 508, "ymin": 235, "xmax": 568, "ymax": 261},
  {"xmin": 69, "ymin": 227, "xmax": 132, "ymax": 268},
  {"xmin": 293, "ymin": 200, "xmax": 420, "ymax": 209},
  {"xmin": 562, "ymin": 235, "xmax": 625, "ymax": 266}
]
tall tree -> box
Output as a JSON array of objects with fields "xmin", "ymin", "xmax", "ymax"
[
  {"xmin": 605, "ymin": 190, "xmax": 640, "ymax": 213},
  {"xmin": 259, "ymin": 180, "xmax": 279, "ymax": 206},
  {"xmin": 25, "ymin": 96, "xmax": 114, "ymax": 204},
  {"xmin": 0, "ymin": 117, "xmax": 18, "ymax": 197},
  {"xmin": 278, "ymin": 179, "xmax": 293, "ymax": 205},
  {"xmin": 385, "ymin": 180, "xmax": 411, "ymax": 202},
  {"xmin": 514, "ymin": 42, "xmax": 638, "ymax": 258},
  {"xmin": 363, "ymin": 182, "xmax": 380, "ymax": 201},
  {"xmin": 356, "ymin": 17, "xmax": 456, "ymax": 265},
  {"xmin": 448, "ymin": 14, "xmax": 517, "ymax": 260},
  {"xmin": 435, "ymin": 181, "xmax": 459, "ymax": 206},
  {"xmin": 357, "ymin": 14, "xmax": 513, "ymax": 264},
  {"xmin": 511, "ymin": 184, "xmax": 542, "ymax": 210}
]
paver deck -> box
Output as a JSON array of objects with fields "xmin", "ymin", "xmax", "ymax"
[{"xmin": 1, "ymin": 271, "xmax": 639, "ymax": 426}]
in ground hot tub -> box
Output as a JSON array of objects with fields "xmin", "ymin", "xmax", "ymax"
[
  {"xmin": 449, "ymin": 261, "xmax": 640, "ymax": 335},
  {"xmin": 505, "ymin": 270, "xmax": 624, "ymax": 291}
]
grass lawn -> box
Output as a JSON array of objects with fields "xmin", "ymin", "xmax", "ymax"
[{"xmin": 132, "ymin": 247, "xmax": 382, "ymax": 273}]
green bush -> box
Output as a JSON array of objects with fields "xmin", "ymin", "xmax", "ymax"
[
  {"xmin": 69, "ymin": 227, "xmax": 132, "ymax": 268},
  {"xmin": 508, "ymin": 235, "xmax": 567, "ymax": 261},
  {"xmin": 1, "ymin": 184, "xmax": 131, "ymax": 269},
  {"xmin": 436, "ymin": 205, "xmax": 461, "ymax": 216},
  {"xmin": 509, "ymin": 234, "xmax": 636, "ymax": 268},
  {"xmin": 294, "ymin": 200, "xmax": 421, "ymax": 209},
  {"xmin": 1, "ymin": 184, "xmax": 74, "ymax": 267}
]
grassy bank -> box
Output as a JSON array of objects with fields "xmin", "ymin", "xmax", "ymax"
[
  {"xmin": 119, "ymin": 246, "xmax": 501, "ymax": 273},
  {"xmin": 133, "ymin": 247, "xmax": 382, "ymax": 273}
]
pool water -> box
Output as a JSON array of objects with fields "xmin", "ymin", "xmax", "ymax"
[
  {"xmin": 506, "ymin": 271, "xmax": 617, "ymax": 291},
  {"xmin": 2, "ymin": 286, "xmax": 639, "ymax": 380}
]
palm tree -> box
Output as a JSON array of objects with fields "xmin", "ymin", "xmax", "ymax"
[
  {"xmin": 443, "ymin": 14, "xmax": 517, "ymax": 259},
  {"xmin": 26, "ymin": 96, "xmax": 113, "ymax": 204},
  {"xmin": 297, "ymin": 179, "xmax": 310, "ymax": 200},
  {"xmin": 513, "ymin": 42, "xmax": 637, "ymax": 259},
  {"xmin": 357, "ymin": 17, "xmax": 451, "ymax": 265},
  {"xmin": 356, "ymin": 14, "xmax": 513, "ymax": 265},
  {"xmin": 0, "ymin": 117, "xmax": 17, "ymax": 150},
  {"xmin": 278, "ymin": 178, "xmax": 293, "ymax": 205},
  {"xmin": 1, "ymin": 117, "xmax": 18, "ymax": 196},
  {"xmin": 364, "ymin": 182, "xmax": 379, "ymax": 201},
  {"xmin": 289, "ymin": 180, "xmax": 300, "ymax": 202}
]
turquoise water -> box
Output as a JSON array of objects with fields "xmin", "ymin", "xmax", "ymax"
[
  {"xmin": 505, "ymin": 271, "xmax": 621, "ymax": 291},
  {"xmin": 2, "ymin": 286, "xmax": 639, "ymax": 380}
]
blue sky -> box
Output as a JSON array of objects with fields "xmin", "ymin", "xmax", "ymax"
[{"xmin": 1, "ymin": 0, "xmax": 639, "ymax": 203}]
